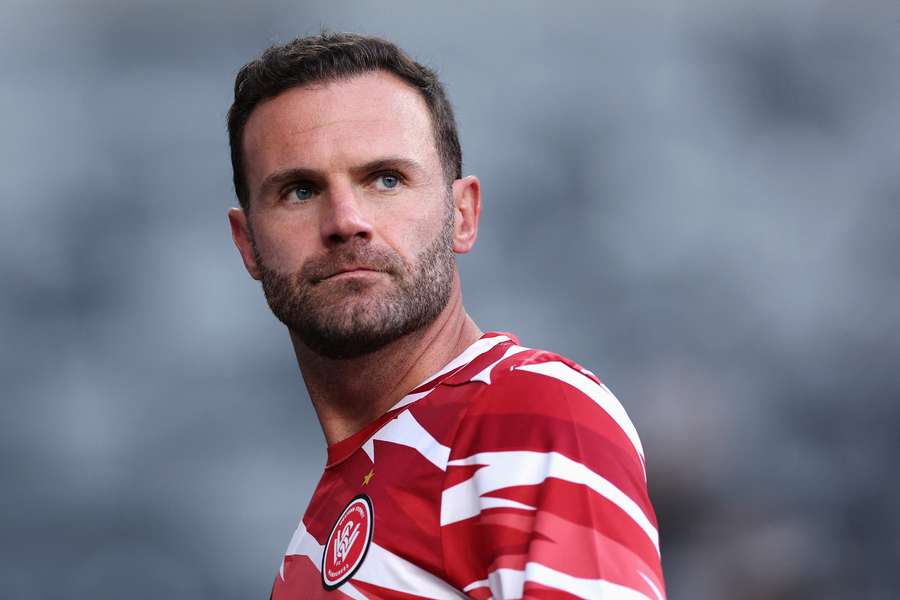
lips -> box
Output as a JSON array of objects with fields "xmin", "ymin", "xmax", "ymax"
[
  {"xmin": 302, "ymin": 243, "xmax": 400, "ymax": 284},
  {"xmin": 320, "ymin": 266, "xmax": 384, "ymax": 281}
]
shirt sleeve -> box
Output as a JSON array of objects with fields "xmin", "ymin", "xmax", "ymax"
[{"xmin": 439, "ymin": 356, "xmax": 666, "ymax": 600}]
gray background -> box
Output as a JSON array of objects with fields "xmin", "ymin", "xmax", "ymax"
[{"xmin": 2, "ymin": 1, "xmax": 899, "ymax": 598}]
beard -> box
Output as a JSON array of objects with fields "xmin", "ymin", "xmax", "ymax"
[{"xmin": 253, "ymin": 210, "xmax": 456, "ymax": 360}]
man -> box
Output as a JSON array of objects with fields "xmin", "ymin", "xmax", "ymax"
[{"xmin": 227, "ymin": 32, "xmax": 665, "ymax": 599}]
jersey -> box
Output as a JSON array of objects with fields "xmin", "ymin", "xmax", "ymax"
[{"xmin": 271, "ymin": 332, "xmax": 666, "ymax": 599}]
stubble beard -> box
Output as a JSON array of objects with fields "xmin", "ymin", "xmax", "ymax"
[{"xmin": 252, "ymin": 209, "xmax": 456, "ymax": 360}]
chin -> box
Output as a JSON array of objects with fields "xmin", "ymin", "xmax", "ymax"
[{"xmin": 298, "ymin": 322, "xmax": 408, "ymax": 360}]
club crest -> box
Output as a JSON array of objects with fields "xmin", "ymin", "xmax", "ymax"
[{"xmin": 322, "ymin": 494, "xmax": 374, "ymax": 589}]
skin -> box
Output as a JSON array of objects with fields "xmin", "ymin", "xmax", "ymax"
[{"xmin": 228, "ymin": 71, "xmax": 482, "ymax": 446}]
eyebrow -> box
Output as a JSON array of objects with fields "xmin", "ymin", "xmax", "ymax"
[{"xmin": 258, "ymin": 156, "xmax": 428, "ymax": 196}]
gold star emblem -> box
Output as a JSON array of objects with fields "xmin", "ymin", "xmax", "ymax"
[{"xmin": 362, "ymin": 469, "xmax": 375, "ymax": 486}]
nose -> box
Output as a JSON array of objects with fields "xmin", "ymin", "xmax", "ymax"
[{"xmin": 319, "ymin": 182, "xmax": 373, "ymax": 247}]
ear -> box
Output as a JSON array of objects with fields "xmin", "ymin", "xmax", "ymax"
[
  {"xmin": 228, "ymin": 207, "xmax": 263, "ymax": 280},
  {"xmin": 450, "ymin": 175, "xmax": 481, "ymax": 254}
]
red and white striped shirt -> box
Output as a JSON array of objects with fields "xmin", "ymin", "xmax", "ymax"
[{"xmin": 271, "ymin": 332, "xmax": 665, "ymax": 599}]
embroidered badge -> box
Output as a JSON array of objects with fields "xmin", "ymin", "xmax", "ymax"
[{"xmin": 321, "ymin": 494, "xmax": 374, "ymax": 590}]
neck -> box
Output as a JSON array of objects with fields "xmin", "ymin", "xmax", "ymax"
[{"xmin": 289, "ymin": 274, "xmax": 481, "ymax": 446}]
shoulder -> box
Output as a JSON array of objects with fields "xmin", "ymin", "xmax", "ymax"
[{"xmin": 449, "ymin": 340, "xmax": 647, "ymax": 480}]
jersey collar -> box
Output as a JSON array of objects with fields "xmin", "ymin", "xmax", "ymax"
[{"xmin": 324, "ymin": 331, "xmax": 518, "ymax": 468}]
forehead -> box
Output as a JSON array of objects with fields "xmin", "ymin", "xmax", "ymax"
[{"xmin": 242, "ymin": 71, "xmax": 438, "ymax": 190}]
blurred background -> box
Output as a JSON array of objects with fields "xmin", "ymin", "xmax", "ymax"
[{"xmin": 2, "ymin": 1, "xmax": 899, "ymax": 598}]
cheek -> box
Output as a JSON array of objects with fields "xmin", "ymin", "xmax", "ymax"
[
  {"xmin": 391, "ymin": 210, "xmax": 445, "ymax": 261},
  {"xmin": 252, "ymin": 221, "xmax": 315, "ymax": 271}
]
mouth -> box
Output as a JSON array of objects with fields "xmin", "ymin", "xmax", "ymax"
[{"xmin": 319, "ymin": 267, "xmax": 385, "ymax": 282}]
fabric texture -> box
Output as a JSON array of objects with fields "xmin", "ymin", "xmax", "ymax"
[{"xmin": 271, "ymin": 332, "xmax": 665, "ymax": 599}]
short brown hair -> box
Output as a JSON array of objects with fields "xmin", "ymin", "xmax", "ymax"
[{"xmin": 227, "ymin": 31, "xmax": 462, "ymax": 210}]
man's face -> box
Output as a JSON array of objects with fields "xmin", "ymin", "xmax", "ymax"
[{"xmin": 235, "ymin": 72, "xmax": 457, "ymax": 359}]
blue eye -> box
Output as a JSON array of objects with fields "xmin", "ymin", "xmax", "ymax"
[
  {"xmin": 292, "ymin": 185, "xmax": 314, "ymax": 201},
  {"xmin": 375, "ymin": 173, "xmax": 400, "ymax": 190}
]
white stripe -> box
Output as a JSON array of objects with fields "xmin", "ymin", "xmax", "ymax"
[
  {"xmin": 370, "ymin": 410, "xmax": 451, "ymax": 470},
  {"xmin": 363, "ymin": 337, "xmax": 514, "ymax": 466},
  {"xmin": 639, "ymin": 570, "xmax": 665, "ymax": 600},
  {"xmin": 489, "ymin": 567, "xmax": 525, "ymax": 596},
  {"xmin": 412, "ymin": 335, "xmax": 511, "ymax": 389},
  {"xmin": 442, "ymin": 450, "xmax": 659, "ymax": 554},
  {"xmin": 478, "ymin": 496, "xmax": 536, "ymax": 513},
  {"xmin": 354, "ymin": 541, "xmax": 470, "ymax": 598},
  {"xmin": 361, "ymin": 438, "xmax": 375, "ymax": 462},
  {"xmin": 581, "ymin": 366, "xmax": 599, "ymax": 379},
  {"xmin": 281, "ymin": 521, "xmax": 320, "ymax": 566},
  {"xmin": 470, "ymin": 344, "xmax": 530, "ymax": 384},
  {"xmin": 391, "ymin": 389, "xmax": 431, "ymax": 410},
  {"xmin": 516, "ymin": 361, "xmax": 646, "ymax": 467},
  {"xmin": 486, "ymin": 562, "xmax": 656, "ymax": 599},
  {"xmin": 386, "ymin": 335, "xmax": 512, "ymax": 412},
  {"xmin": 281, "ymin": 521, "xmax": 368, "ymax": 600},
  {"xmin": 282, "ymin": 521, "xmax": 467, "ymax": 598}
]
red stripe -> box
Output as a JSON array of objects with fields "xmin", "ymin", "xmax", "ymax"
[
  {"xmin": 457, "ymin": 369, "xmax": 645, "ymax": 471},
  {"xmin": 522, "ymin": 583, "xmax": 588, "ymax": 599},
  {"xmin": 481, "ymin": 480, "xmax": 659, "ymax": 573},
  {"xmin": 465, "ymin": 587, "xmax": 493, "ymax": 600},
  {"xmin": 447, "ymin": 412, "xmax": 651, "ymax": 513},
  {"xmin": 441, "ymin": 483, "xmax": 663, "ymax": 595},
  {"xmin": 439, "ymin": 339, "xmax": 521, "ymax": 386},
  {"xmin": 273, "ymin": 555, "xmax": 357, "ymax": 600},
  {"xmin": 362, "ymin": 441, "xmax": 446, "ymax": 577},
  {"xmin": 442, "ymin": 463, "xmax": 484, "ymax": 489},
  {"xmin": 325, "ymin": 404, "xmax": 408, "ymax": 468},
  {"xmin": 351, "ymin": 579, "xmax": 436, "ymax": 600}
]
